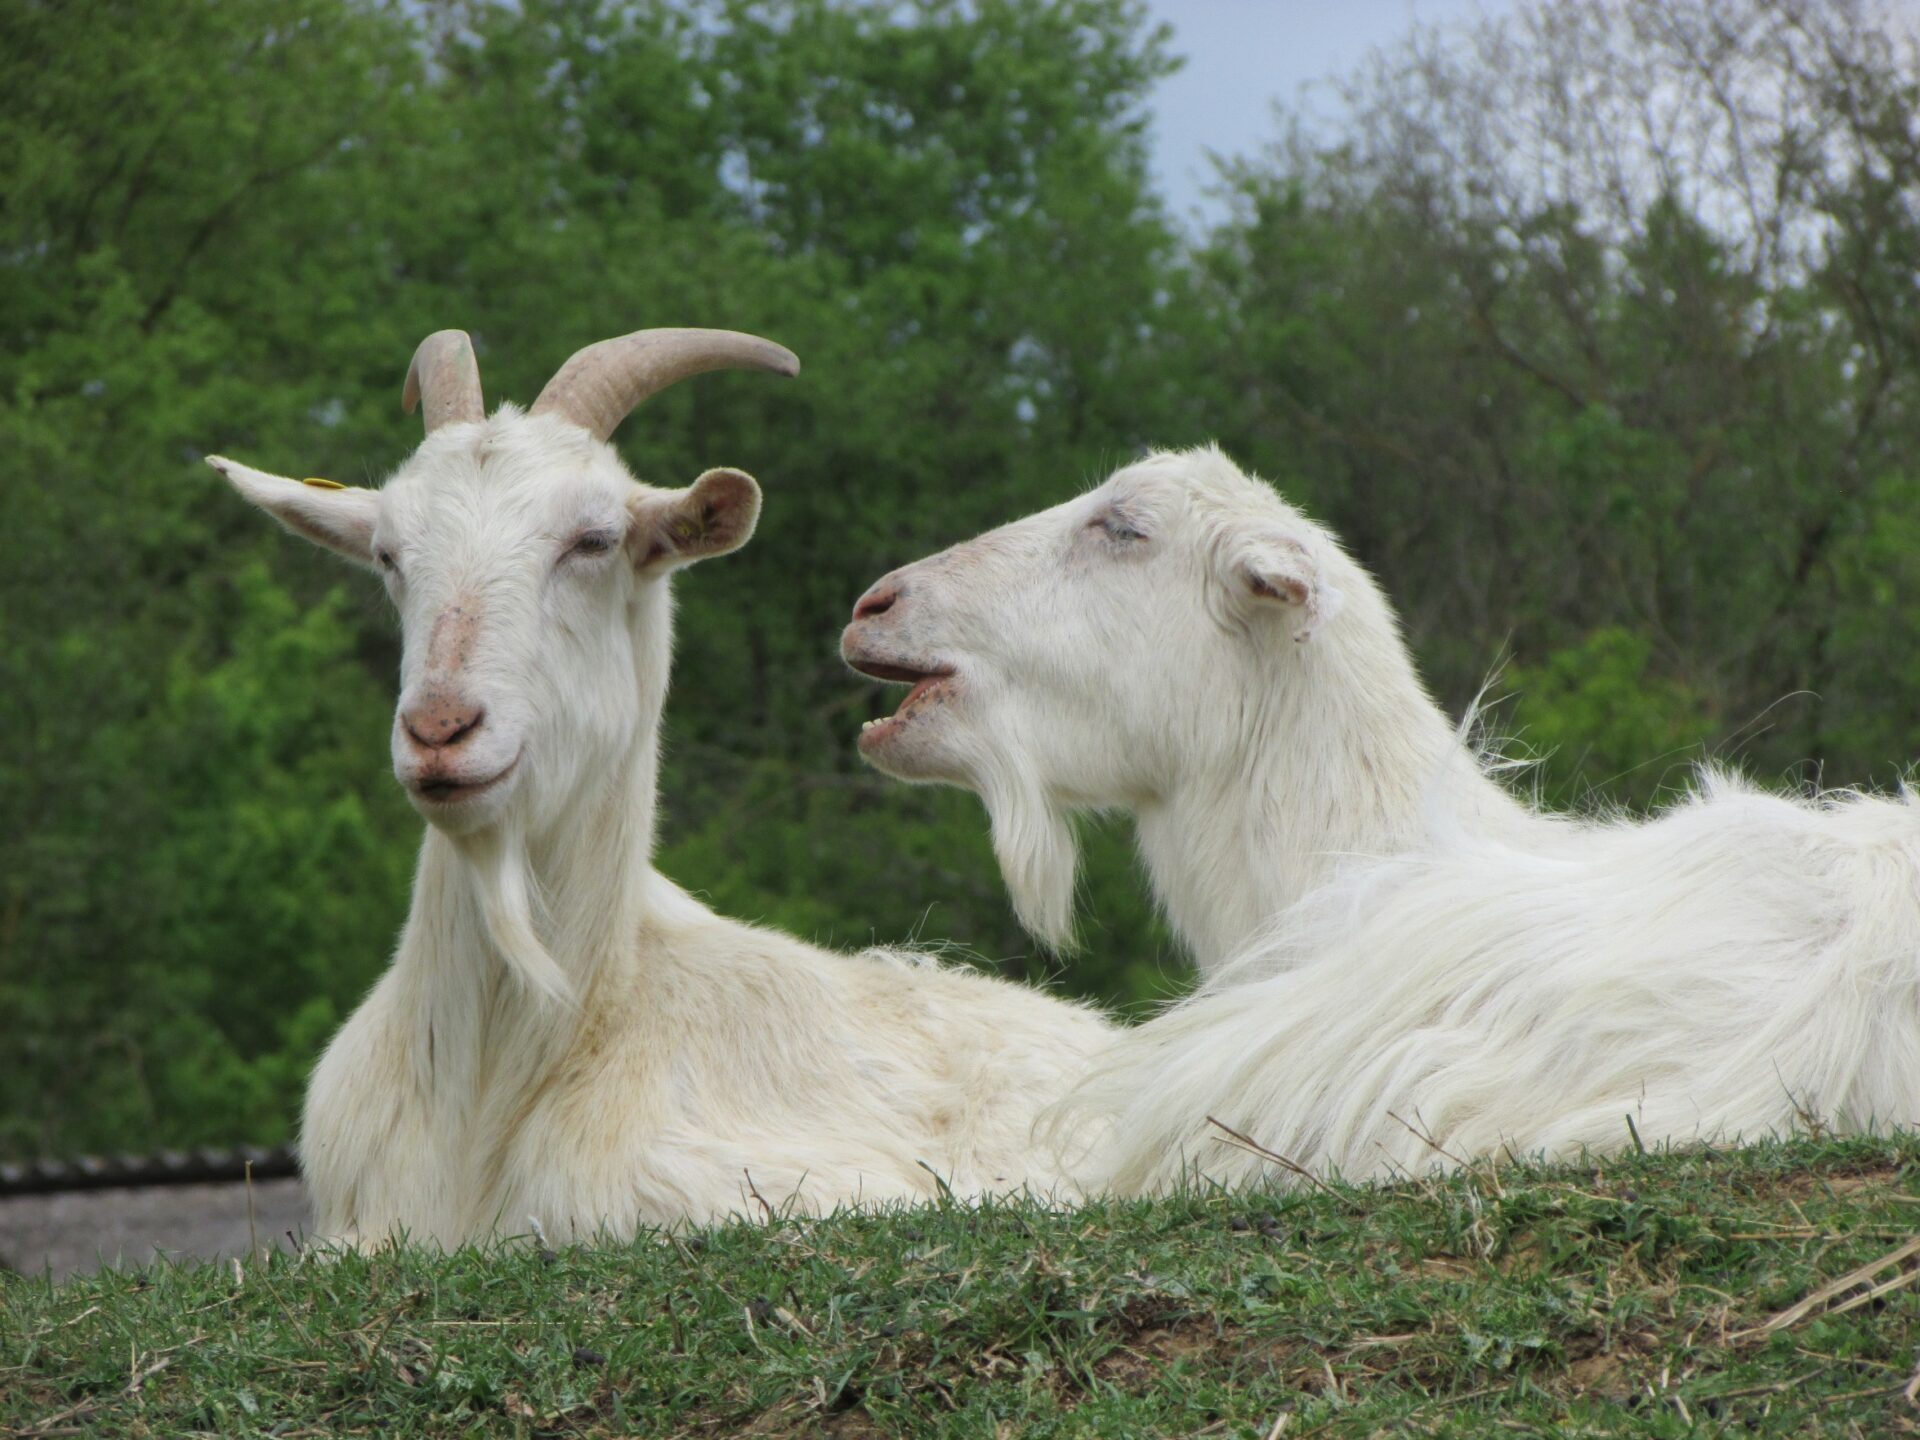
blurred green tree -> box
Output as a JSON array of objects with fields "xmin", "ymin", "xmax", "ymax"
[
  {"xmin": 5, "ymin": 0, "xmax": 1919, "ymax": 1158},
  {"xmin": 0, "ymin": 0, "xmax": 1187, "ymax": 1155},
  {"xmin": 1188, "ymin": 0, "xmax": 1920, "ymax": 802}
]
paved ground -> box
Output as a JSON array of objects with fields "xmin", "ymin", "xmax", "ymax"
[{"xmin": 0, "ymin": 1179, "xmax": 309, "ymax": 1283}]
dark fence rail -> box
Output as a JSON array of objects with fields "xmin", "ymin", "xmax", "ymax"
[{"xmin": 0, "ymin": 1145, "xmax": 299, "ymax": 1196}]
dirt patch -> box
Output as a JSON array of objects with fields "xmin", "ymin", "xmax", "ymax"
[
  {"xmin": 816, "ymin": 1407, "xmax": 888, "ymax": 1439},
  {"xmin": 1092, "ymin": 1295, "xmax": 1335, "ymax": 1403},
  {"xmin": 713, "ymin": 1395, "xmax": 886, "ymax": 1439},
  {"xmin": 1552, "ymin": 1320, "xmax": 1667, "ymax": 1403},
  {"xmin": 1096, "ymin": 1313, "xmax": 1248, "ymax": 1389},
  {"xmin": 1565, "ymin": 1346, "xmax": 1637, "ymax": 1399},
  {"xmin": 1748, "ymin": 1163, "xmax": 1909, "ymax": 1204}
]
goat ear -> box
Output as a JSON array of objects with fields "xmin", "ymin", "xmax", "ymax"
[
  {"xmin": 208, "ymin": 455, "xmax": 379, "ymax": 568},
  {"xmin": 629, "ymin": 467, "xmax": 762, "ymax": 575},
  {"xmin": 1239, "ymin": 533, "xmax": 1342, "ymax": 643}
]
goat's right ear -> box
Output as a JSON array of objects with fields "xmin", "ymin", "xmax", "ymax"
[
  {"xmin": 208, "ymin": 455, "xmax": 379, "ymax": 569},
  {"xmin": 1238, "ymin": 532, "xmax": 1343, "ymax": 643},
  {"xmin": 628, "ymin": 467, "xmax": 763, "ymax": 576}
]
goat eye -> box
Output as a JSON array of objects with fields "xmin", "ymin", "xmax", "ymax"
[
  {"xmin": 1093, "ymin": 513, "xmax": 1146, "ymax": 544},
  {"xmin": 375, "ymin": 548, "xmax": 398, "ymax": 573},
  {"xmin": 565, "ymin": 531, "xmax": 617, "ymax": 560}
]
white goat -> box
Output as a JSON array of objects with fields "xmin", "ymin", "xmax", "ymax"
[
  {"xmin": 841, "ymin": 444, "xmax": 1528, "ymax": 970},
  {"xmin": 212, "ymin": 328, "xmax": 1111, "ymax": 1247},
  {"xmin": 1062, "ymin": 773, "xmax": 1920, "ymax": 1193},
  {"xmin": 848, "ymin": 445, "xmax": 1920, "ymax": 1188}
]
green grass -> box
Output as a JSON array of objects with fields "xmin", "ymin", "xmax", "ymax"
[{"xmin": 6, "ymin": 1138, "xmax": 1920, "ymax": 1437}]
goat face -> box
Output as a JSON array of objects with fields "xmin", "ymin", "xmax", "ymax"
[
  {"xmin": 843, "ymin": 447, "xmax": 1346, "ymax": 800},
  {"xmin": 211, "ymin": 327, "xmax": 792, "ymax": 839},
  {"xmin": 212, "ymin": 419, "xmax": 761, "ymax": 836},
  {"xmin": 840, "ymin": 448, "xmax": 1344, "ymax": 939}
]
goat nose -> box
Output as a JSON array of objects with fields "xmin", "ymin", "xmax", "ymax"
[
  {"xmin": 852, "ymin": 580, "xmax": 900, "ymax": 622},
  {"xmin": 403, "ymin": 697, "xmax": 485, "ymax": 750}
]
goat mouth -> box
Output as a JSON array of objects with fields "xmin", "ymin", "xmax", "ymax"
[
  {"xmin": 409, "ymin": 751, "xmax": 522, "ymax": 805},
  {"xmin": 847, "ymin": 656, "xmax": 957, "ymax": 747}
]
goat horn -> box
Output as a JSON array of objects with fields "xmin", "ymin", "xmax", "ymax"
[
  {"xmin": 402, "ymin": 330, "xmax": 485, "ymax": 433},
  {"xmin": 528, "ymin": 328, "xmax": 800, "ymax": 442}
]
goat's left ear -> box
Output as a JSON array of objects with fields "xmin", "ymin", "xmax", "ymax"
[
  {"xmin": 208, "ymin": 455, "xmax": 380, "ymax": 568},
  {"xmin": 629, "ymin": 467, "xmax": 763, "ymax": 575},
  {"xmin": 1238, "ymin": 532, "xmax": 1343, "ymax": 643}
]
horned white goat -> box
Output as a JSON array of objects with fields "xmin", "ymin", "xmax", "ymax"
[
  {"xmin": 212, "ymin": 328, "xmax": 1111, "ymax": 1248},
  {"xmin": 841, "ymin": 444, "xmax": 1528, "ymax": 970},
  {"xmin": 847, "ymin": 445, "xmax": 1920, "ymax": 1188}
]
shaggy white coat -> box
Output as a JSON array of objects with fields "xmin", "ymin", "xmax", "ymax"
[
  {"xmin": 852, "ymin": 444, "xmax": 1920, "ymax": 1188},
  {"xmin": 1057, "ymin": 773, "xmax": 1920, "ymax": 1191},
  {"xmin": 214, "ymin": 406, "xmax": 1109, "ymax": 1247}
]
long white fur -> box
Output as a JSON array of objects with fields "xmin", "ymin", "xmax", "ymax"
[
  {"xmin": 1057, "ymin": 772, "xmax": 1920, "ymax": 1192},
  {"xmin": 213, "ymin": 403, "xmax": 1110, "ymax": 1248},
  {"xmin": 843, "ymin": 445, "xmax": 1528, "ymax": 973},
  {"xmin": 858, "ymin": 445, "xmax": 1920, "ymax": 1189}
]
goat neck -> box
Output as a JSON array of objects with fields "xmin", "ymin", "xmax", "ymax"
[
  {"xmin": 391, "ymin": 583, "xmax": 674, "ymax": 1113},
  {"xmin": 1133, "ymin": 581, "xmax": 1517, "ymax": 969}
]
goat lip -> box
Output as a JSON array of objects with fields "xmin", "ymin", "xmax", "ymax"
[
  {"xmin": 408, "ymin": 751, "xmax": 522, "ymax": 805},
  {"xmin": 851, "ymin": 658, "xmax": 958, "ymax": 751},
  {"xmin": 845, "ymin": 653, "xmax": 953, "ymax": 688}
]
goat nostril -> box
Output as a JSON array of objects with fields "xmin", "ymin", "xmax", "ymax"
[
  {"xmin": 853, "ymin": 585, "xmax": 899, "ymax": 622},
  {"xmin": 444, "ymin": 708, "xmax": 484, "ymax": 747},
  {"xmin": 406, "ymin": 705, "xmax": 485, "ymax": 750}
]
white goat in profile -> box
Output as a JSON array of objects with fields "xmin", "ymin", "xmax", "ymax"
[
  {"xmin": 846, "ymin": 446, "xmax": 1920, "ymax": 1188},
  {"xmin": 842, "ymin": 444, "xmax": 1528, "ymax": 970},
  {"xmin": 213, "ymin": 328, "xmax": 1110, "ymax": 1247}
]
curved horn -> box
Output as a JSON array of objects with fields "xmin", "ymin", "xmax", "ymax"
[
  {"xmin": 529, "ymin": 328, "xmax": 800, "ymax": 442},
  {"xmin": 401, "ymin": 330, "xmax": 485, "ymax": 433}
]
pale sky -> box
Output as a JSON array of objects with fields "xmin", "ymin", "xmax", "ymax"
[{"xmin": 1141, "ymin": 0, "xmax": 1519, "ymax": 227}]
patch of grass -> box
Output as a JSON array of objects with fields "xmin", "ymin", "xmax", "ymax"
[{"xmin": 5, "ymin": 1137, "xmax": 1920, "ymax": 1436}]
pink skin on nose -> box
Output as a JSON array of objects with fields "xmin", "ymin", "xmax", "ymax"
[
  {"xmin": 426, "ymin": 600, "xmax": 482, "ymax": 675},
  {"xmin": 401, "ymin": 600, "xmax": 486, "ymax": 750},
  {"xmin": 852, "ymin": 580, "xmax": 900, "ymax": 622}
]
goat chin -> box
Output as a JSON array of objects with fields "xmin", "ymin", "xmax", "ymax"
[{"xmin": 1046, "ymin": 769, "xmax": 1920, "ymax": 1194}]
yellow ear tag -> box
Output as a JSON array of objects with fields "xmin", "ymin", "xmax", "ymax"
[{"xmin": 301, "ymin": 476, "xmax": 346, "ymax": 490}]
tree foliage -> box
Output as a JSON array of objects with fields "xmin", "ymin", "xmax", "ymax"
[{"xmin": 4, "ymin": 0, "xmax": 1918, "ymax": 1157}]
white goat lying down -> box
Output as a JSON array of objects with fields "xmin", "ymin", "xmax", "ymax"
[
  {"xmin": 1064, "ymin": 774, "xmax": 1920, "ymax": 1193},
  {"xmin": 842, "ymin": 443, "xmax": 1528, "ymax": 974},
  {"xmin": 212, "ymin": 328, "xmax": 1110, "ymax": 1248},
  {"xmin": 848, "ymin": 446, "xmax": 1920, "ymax": 1188}
]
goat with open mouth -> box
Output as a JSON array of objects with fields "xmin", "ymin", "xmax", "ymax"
[
  {"xmin": 840, "ymin": 445, "xmax": 1528, "ymax": 962},
  {"xmin": 844, "ymin": 443, "xmax": 1920, "ymax": 1199}
]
